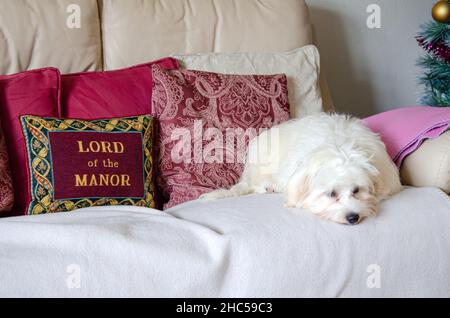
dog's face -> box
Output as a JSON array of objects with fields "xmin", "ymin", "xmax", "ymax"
[
  {"xmin": 286, "ymin": 151, "xmax": 381, "ymax": 225},
  {"xmin": 301, "ymin": 163, "xmax": 378, "ymax": 225}
]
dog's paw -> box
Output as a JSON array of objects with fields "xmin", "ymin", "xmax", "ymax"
[
  {"xmin": 200, "ymin": 190, "xmax": 228, "ymax": 201},
  {"xmin": 266, "ymin": 186, "xmax": 275, "ymax": 193},
  {"xmin": 283, "ymin": 202, "xmax": 296, "ymax": 209},
  {"xmin": 199, "ymin": 193, "xmax": 216, "ymax": 201}
]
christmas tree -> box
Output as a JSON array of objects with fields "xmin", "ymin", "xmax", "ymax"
[{"xmin": 416, "ymin": 20, "xmax": 450, "ymax": 107}]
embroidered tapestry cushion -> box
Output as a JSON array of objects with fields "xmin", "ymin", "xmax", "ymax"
[
  {"xmin": 152, "ymin": 64, "xmax": 290, "ymax": 209},
  {"xmin": 20, "ymin": 115, "xmax": 156, "ymax": 215}
]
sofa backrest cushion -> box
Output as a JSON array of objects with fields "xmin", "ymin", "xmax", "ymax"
[
  {"xmin": 0, "ymin": 0, "xmax": 102, "ymax": 75},
  {"xmin": 100, "ymin": 0, "xmax": 334, "ymax": 111},
  {"xmin": 101, "ymin": 0, "xmax": 313, "ymax": 70}
]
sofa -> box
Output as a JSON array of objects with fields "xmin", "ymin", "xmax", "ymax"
[{"xmin": 0, "ymin": 0, "xmax": 449, "ymax": 297}]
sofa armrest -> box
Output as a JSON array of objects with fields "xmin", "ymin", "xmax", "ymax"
[{"xmin": 400, "ymin": 131, "xmax": 450, "ymax": 194}]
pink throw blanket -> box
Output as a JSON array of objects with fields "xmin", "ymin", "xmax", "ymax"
[{"xmin": 364, "ymin": 106, "xmax": 450, "ymax": 167}]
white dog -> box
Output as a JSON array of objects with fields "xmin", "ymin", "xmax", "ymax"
[{"xmin": 201, "ymin": 113, "xmax": 402, "ymax": 225}]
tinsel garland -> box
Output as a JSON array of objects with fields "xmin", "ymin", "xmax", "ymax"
[{"xmin": 416, "ymin": 36, "xmax": 450, "ymax": 64}]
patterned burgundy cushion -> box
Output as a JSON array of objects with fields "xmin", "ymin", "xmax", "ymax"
[
  {"xmin": 152, "ymin": 64, "xmax": 290, "ymax": 209},
  {"xmin": 0, "ymin": 122, "xmax": 13, "ymax": 214}
]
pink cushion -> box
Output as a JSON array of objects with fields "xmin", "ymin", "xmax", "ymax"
[
  {"xmin": 0, "ymin": 122, "xmax": 13, "ymax": 214},
  {"xmin": 60, "ymin": 58, "xmax": 179, "ymax": 119},
  {"xmin": 152, "ymin": 65, "xmax": 290, "ymax": 209},
  {"xmin": 0, "ymin": 68, "xmax": 61, "ymax": 215},
  {"xmin": 364, "ymin": 106, "xmax": 450, "ymax": 166}
]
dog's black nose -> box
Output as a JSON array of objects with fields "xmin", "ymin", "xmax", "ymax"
[{"xmin": 346, "ymin": 213, "xmax": 360, "ymax": 225}]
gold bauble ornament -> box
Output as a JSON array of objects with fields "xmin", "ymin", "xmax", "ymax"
[{"xmin": 432, "ymin": 0, "xmax": 450, "ymax": 23}]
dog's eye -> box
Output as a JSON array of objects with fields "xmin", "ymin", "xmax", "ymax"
[
  {"xmin": 328, "ymin": 190, "xmax": 338, "ymax": 198},
  {"xmin": 352, "ymin": 187, "xmax": 360, "ymax": 195}
]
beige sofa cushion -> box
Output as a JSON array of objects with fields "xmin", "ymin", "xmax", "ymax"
[
  {"xmin": 0, "ymin": 0, "xmax": 102, "ymax": 74},
  {"xmin": 101, "ymin": 0, "xmax": 312, "ymax": 69},
  {"xmin": 174, "ymin": 45, "xmax": 323, "ymax": 118},
  {"xmin": 401, "ymin": 131, "xmax": 450, "ymax": 194},
  {"xmin": 101, "ymin": 0, "xmax": 334, "ymax": 111}
]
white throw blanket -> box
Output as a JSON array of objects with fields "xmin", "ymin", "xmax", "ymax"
[{"xmin": 0, "ymin": 187, "xmax": 449, "ymax": 297}]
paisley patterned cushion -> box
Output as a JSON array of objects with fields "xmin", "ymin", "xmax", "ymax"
[
  {"xmin": 152, "ymin": 64, "xmax": 290, "ymax": 209},
  {"xmin": 0, "ymin": 122, "xmax": 13, "ymax": 214},
  {"xmin": 20, "ymin": 115, "xmax": 156, "ymax": 215}
]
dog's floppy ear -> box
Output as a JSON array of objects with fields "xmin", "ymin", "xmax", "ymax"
[
  {"xmin": 370, "ymin": 151, "xmax": 402, "ymax": 200},
  {"xmin": 285, "ymin": 166, "xmax": 310, "ymax": 208}
]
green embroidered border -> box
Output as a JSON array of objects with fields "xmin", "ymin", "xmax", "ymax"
[{"xmin": 20, "ymin": 115, "xmax": 155, "ymax": 215}]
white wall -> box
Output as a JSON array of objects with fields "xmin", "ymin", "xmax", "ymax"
[{"xmin": 306, "ymin": 0, "xmax": 434, "ymax": 117}]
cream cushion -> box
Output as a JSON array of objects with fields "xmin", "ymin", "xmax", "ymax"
[
  {"xmin": 0, "ymin": 0, "xmax": 102, "ymax": 74},
  {"xmin": 174, "ymin": 45, "xmax": 323, "ymax": 118},
  {"xmin": 401, "ymin": 131, "xmax": 450, "ymax": 194}
]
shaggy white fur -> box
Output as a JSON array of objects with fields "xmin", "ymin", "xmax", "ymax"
[{"xmin": 201, "ymin": 113, "xmax": 402, "ymax": 225}]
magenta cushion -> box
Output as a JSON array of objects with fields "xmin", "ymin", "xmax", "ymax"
[
  {"xmin": 0, "ymin": 68, "xmax": 61, "ymax": 215},
  {"xmin": 152, "ymin": 64, "xmax": 290, "ymax": 209},
  {"xmin": 0, "ymin": 122, "xmax": 13, "ymax": 214},
  {"xmin": 60, "ymin": 58, "xmax": 179, "ymax": 119}
]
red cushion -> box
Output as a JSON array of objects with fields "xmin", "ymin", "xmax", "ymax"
[
  {"xmin": 0, "ymin": 121, "xmax": 13, "ymax": 214},
  {"xmin": 60, "ymin": 58, "xmax": 179, "ymax": 119},
  {"xmin": 0, "ymin": 68, "xmax": 61, "ymax": 215},
  {"xmin": 152, "ymin": 64, "xmax": 291, "ymax": 209}
]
